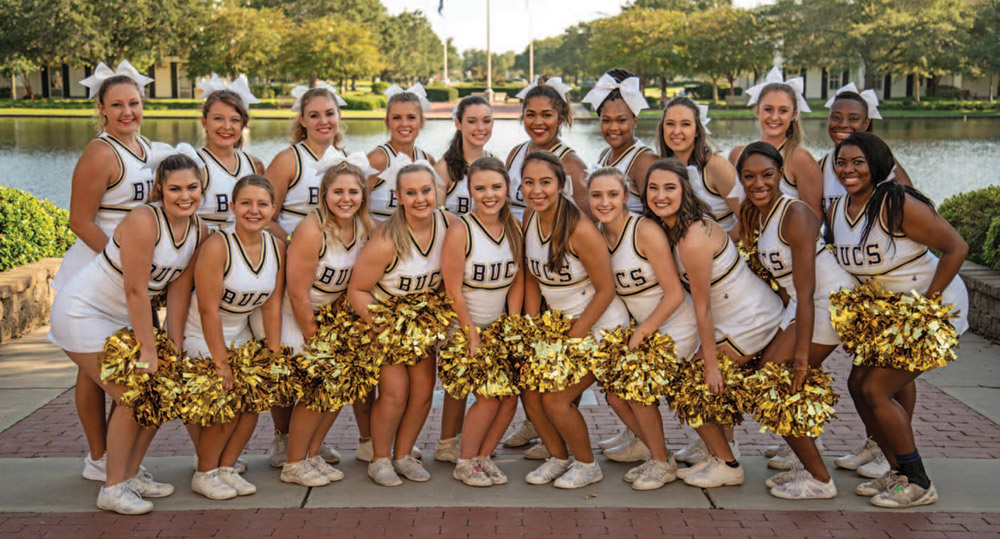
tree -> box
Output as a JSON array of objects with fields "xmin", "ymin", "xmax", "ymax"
[
  {"xmin": 378, "ymin": 10, "xmax": 442, "ymax": 82},
  {"xmin": 462, "ymin": 49, "xmax": 515, "ymax": 83},
  {"xmin": 187, "ymin": 5, "xmax": 288, "ymax": 80},
  {"xmin": 87, "ymin": 0, "xmax": 205, "ymax": 69},
  {"xmin": 557, "ymin": 23, "xmax": 593, "ymax": 82},
  {"xmin": 968, "ymin": 0, "xmax": 1000, "ymax": 101},
  {"xmin": 282, "ymin": 15, "xmax": 382, "ymax": 88},
  {"xmin": 587, "ymin": 9, "xmax": 688, "ymax": 90},
  {"xmin": 626, "ymin": 0, "xmax": 731, "ymax": 11},
  {"xmin": 687, "ymin": 7, "xmax": 772, "ymax": 101}
]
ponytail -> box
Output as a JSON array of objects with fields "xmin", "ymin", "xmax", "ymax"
[{"xmin": 444, "ymin": 96, "xmax": 491, "ymax": 187}]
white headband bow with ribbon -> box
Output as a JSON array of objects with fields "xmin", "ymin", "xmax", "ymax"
[
  {"xmin": 697, "ymin": 104, "xmax": 713, "ymax": 134},
  {"xmin": 516, "ymin": 76, "xmax": 573, "ymax": 104},
  {"xmin": 198, "ymin": 73, "xmax": 260, "ymax": 111},
  {"xmin": 378, "ymin": 154, "xmax": 443, "ymax": 191},
  {"xmin": 582, "ymin": 74, "xmax": 648, "ymax": 117},
  {"xmin": 384, "ymin": 83, "xmax": 432, "ymax": 111},
  {"xmin": 824, "ymin": 82, "xmax": 882, "ymax": 120},
  {"xmin": 745, "ymin": 66, "xmax": 811, "ymax": 113},
  {"xmin": 291, "ymin": 82, "xmax": 348, "ymax": 112},
  {"xmin": 142, "ymin": 142, "xmax": 201, "ymax": 171},
  {"xmin": 79, "ymin": 60, "xmax": 154, "ymax": 99},
  {"xmin": 314, "ymin": 150, "xmax": 379, "ymax": 178}
]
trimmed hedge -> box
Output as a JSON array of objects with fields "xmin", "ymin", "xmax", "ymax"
[
  {"xmin": 939, "ymin": 185, "xmax": 1000, "ymax": 271},
  {"xmin": 342, "ymin": 94, "xmax": 386, "ymax": 110},
  {"xmin": 425, "ymin": 86, "xmax": 458, "ymax": 102},
  {"xmin": 0, "ymin": 186, "xmax": 75, "ymax": 272},
  {"xmin": 371, "ymin": 81, "xmax": 390, "ymax": 95},
  {"xmin": 455, "ymin": 85, "xmax": 524, "ymax": 98}
]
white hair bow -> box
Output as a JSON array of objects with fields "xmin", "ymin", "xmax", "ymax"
[
  {"xmin": 697, "ymin": 104, "xmax": 712, "ymax": 134},
  {"xmin": 142, "ymin": 142, "xmax": 201, "ymax": 171},
  {"xmin": 582, "ymin": 74, "xmax": 648, "ymax": 117},
  {"xmin": 314, "ymin": 150, "xmax": 378, "ymax": 178},
  {"xmin": 291, "ymin": 82, "xmax": 347, "ymax": 112},
  {"xmin": 745, "ymin": 66, "xmax": 811, "ymax": 113},
  {"xmin": 79, "ymin": 60, "xmax": 154, "ymax": 99},
  {"xmin": 378, "ymin": 154, "xmax": 443, "ymax": 190},
  {"xmin": 197, "ymin": 73, "xmax": 260, "ymax": 111},
  {"xmin": 824, "ymin": 82, "xmax": 882, "ymax": 120},
  {"xmin": 516, "ymin": 76, "xmax": 573, "ymax": 104},
  {"xmin": 384, "ymin": 83, "xmax": 432, "ymax": 111}
]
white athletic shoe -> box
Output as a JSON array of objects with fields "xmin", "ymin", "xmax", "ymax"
[
  {"xmin": 477, "ymin": 456, "xmax": 508, "ymax": 485},
  {"xmin": 319, "ymin": 444, "xmax": 341, "ymax": 465},
  {"xmin": 453, "ymin": 458, "xmax": 492, "ymax": 487},
  {"xmin": 83, "ymin": 453, "xmax": 107, "ymax": 482},
  {"xmin": 871, "ymin": 477, "xmax": 938, "ymax": 508},
  {"xmin": 281, "ymin": 460, "xmax": 330, "ymax": 487},
  {"xmin": 598, "ymin": 429, "xmax": 631, "ymax": 450},
  {"xmin": 234, "ymin": 457, "xmax": 248, "ymax": 474},
  {"xmin": 434, "ymin": 436, "xmax": 460, "ymax": 463},
  {"xmin": 268, "ymin": 429, "xmax": 288, "ymax": 468},
  {"xmin": 767, "ymin": 445, "xmax": 800, "ymax": 470},
  {"xmin": 308, "ymin": 455, "xmax": 344, "ymax": 482},
  {"xmin": 503, "ymin": 420, "xmax": 539, "ymax": 448},
  {"xmin": 856, "ymin": 470, "xmax": 901, "ymax": 497},
  {"xmin": 393, "ymin": 455, "xmax": 431, "ymax": 482},
  {"xmin": 682, "ymin": 456, "xmax": 744, "ymax": 488},
  {"xmin": 127, "ymin": 469, "xmax": 174, "ymax": 498},
  {"xmin": 219, "ymin": 466, "xmax": 256, "ymax": 495},
  {"xmin": 763, "ymin": 442, "xmax": 786, "ymax": 459},
  {"xmin": 676, "ymin": 458, "xmax": 712, "ymax": 480},
  {"xmin": 523, "ymin": 442, "xmax": 551, "ymax": 460},
  {"xmin": 764, "ymin": 465, "xmax": 805, "ymax": 489},
  {"xmin": 675, "ymin": 438, "xmax": 707, "ymax": 465},
  {"xmin": 604, "ymin": 436, "xmax": 650, "ymax": 463},
  {"xmin": 97, "ymin": 483, "xmax": 152, "ymax": 515},
  {"xmin": 554, "ymin": 461, "xmax": 603, "ymax": 489},
  {"xmin": 632, "ymin": 457, "xmax": 678, "ymax": 491},
  {"xmin": 411, "ymin": 446, "xmax": 423, "ymax": 460},
  {"xmin": 624, "ymin": 460, "xmax": 652, "ymax": 483},
  {"xmin": 355, "ymin": 439, "xmax": 374, "ymax": 462},
  {"xmin": 368, "ymin": 458, "xmax": 402, "ymax": 487},
  {"xmin": 191, "ymin": 469, "xmax": 238, "ymax": 500},
  {"xmin": 835, "ymin": 437, "xmax": 881, "ymax": 471},
  {"xmin": 525, "ymin": 457, "xmax": 571, "ymax": 485},
  {"xmin": 857, "ymin": 452, "xmax": 891, "ymax": 479},
  {"xmin": 770, "ymin": 473, "xmax": 837, "ymax": 500}
]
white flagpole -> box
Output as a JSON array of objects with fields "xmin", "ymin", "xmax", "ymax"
[
  {"xmin": 527, "ymin": 0, "xmax": 533, "ymax": 83},
  {"xmin": 486, "ymin": 0, "xmax": 492, "ymax": 101}
]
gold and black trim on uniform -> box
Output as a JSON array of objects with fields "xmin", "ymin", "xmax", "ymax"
[{"xmin": 97, "ymin": 136, "xmax": 127, "ymax": 190}]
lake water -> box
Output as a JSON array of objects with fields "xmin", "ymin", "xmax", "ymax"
[{"xmin": 0, "ymin": 116, "xmax": 997, "ymax": 209}]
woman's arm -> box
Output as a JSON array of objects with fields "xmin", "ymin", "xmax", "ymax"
[
  {"xmin": 194, "ymin": 234, "xmax": 233, "ymax": 388},
  {"xmin": 678, "ymin": 221, "xmax": 723, "ymax": 393},
  {"xmin": 164, "ymin": 221, "xmax": 208, "ymax": 350},
  {"xmin": 899, "ymin": 195, "xmax": 968, "ymax": 297},
  {"xmin": 892, "ymin": 162, "xmax": 914, "ymax": 188},
  {"xmin": 346, "ymin": 232, "xmax": 395, "ymax": 327},
  {"xmin": 782, "ymin": 202, "xmax": 820, "ymax": 391},
  {"xmin": 789, "ymin": 147, "xmax": 824, "ymax": 219},
  {"xmin": 629, "ymin": 150, "xmax": 658, "ymax": 202},
  {"xmin": 286, "ymin": 214, "xmax": 323, "ymax": 341},
  {"xmin": 260, "ymin": 237, "xmax": 286, "ymax": 353},
  {"xmin": 506, "ymin": 265, "xmax": 526, "ymax": 316},
  {"xmin": 567, "ymin": 219, "xmax": 616, "ymax": 338},
  {"xmin": 365, "ymin": 147, "xmax": 389, "ymax": 193},
  {"xmin": 441, "ymin": 218, "xmax": 479, "ymax": 348},
  {"xmin": 629, "ymin": 219, "xmax": 685, "ymax": 348},
  {"xmin": 433, "ymin": 158, "xmax": 454, "ymax": 191},
  {"xmin": 706, "ymin": 154, "xmax": 742, "ymax": 219},
  {"xmin": 116, "ymin": 207, "xmax": 159, "ymax": 371},
  {"xmin": 69, "ymin": 140, "xmax": 120, "ymax": 252},
  {"xmin": 562, "ymin": 152, "xmax": 593, "ymax": 221},
  {"xmin": 264, "ymin": 148, "xmax": 296, "ymax": 238}
]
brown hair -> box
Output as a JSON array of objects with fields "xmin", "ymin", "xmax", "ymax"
[
  {"xmin": 522, "ymin": 151, "xmax": 580, "ymax": 273},
  {"xmin": 642, "ymin": 158, "xmax": 712, "ymax": 245},
  {"xmin": 380, "ymin": 163, "xmax": 441, "ymax": 260},
  {"xmin": 521, "ymin": 75, "xmax": 573, "ymax": 134},
  {"xmin": 587, "ymin": 166, "xmax": 630, "ymax": 220},
  {"xmin": 756, "ymin": 83, "xmax": 803, "ymax": 164},
  {"xmin": 468, "ymin": 156, "xmax": 522, "ymax": 261},
  {"xmin": 148, "ymin": 153, "xmax": 202, "ymax": 203},
  {"xmin": 291, "ymin": 87, "xmax": 345, "ymax": 149},
  {"xmin": 202, "ymin": 90, "xmax": 250, "ymax": 148},
  {"xmin": 317, "ymin": 161, "xmax": 374, "ymax": 245},
  {"xmin": 95, "ymin": 75, "xmax": 142, "ymax": 132},
  {"xmin": 386, "ymin": 91, "xmax": 427, "ymax": 123},
  {"xmin": 443, "ymin": 95, "xmax": 491, "ymax": 187},
  {"xmin": 657, "ymin": 96, "xmax": 713, "ymax": 170},
  {"xmin": 232, "ymin": 174, "xmax": 275, "ymax": 204},
  {"xmin": 735, "ymin": 142, "xmax": 784, "ymax": 249}
]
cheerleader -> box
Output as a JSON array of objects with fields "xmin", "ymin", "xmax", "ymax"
[
  {"xmin": 434, "ymin": 95, "xmax": 494, "ymax": 216},
  {"xmin": 48, "ymin": 149, "xmax": 206, "ymax": 514},
  {"xmin": 347, "ymin": 163, "xmax": 454, "ymax": 486},
  {"xmin": 264, "ymin": 83, "xmax": 347, "ymax": 467},
  {"xmin": 645, "ymin": 158, "xmax": 783, "ymax": 488},
  {"xmin": 182, "ymin": 175, "xmax": 285, "ymax": 500},
  {"xmin": 53, "ymin": 61, "xmax": 155, "ymax": 479},
  {"xmin": 367, "ymin": 84, "xmax": 435, "ymax": 221},
  {"xmin": 736, "ymin": 142, "xmax": 857, "ymax": 499},
  {"xmin": 729, "ymin": 66, "xmax": 823, "ymax": 219},
  {"xmin": 588, "ymin": 167, "xmax": 699, "ymax": 490},
  {"xmin": 195, "ymin": 74, "xmax": 265, "ymax": 230},
  {"xmin": 658, "ymin": 97, "xmax": 740, "ymax": 233},
  {"xmin": 830, "ymin": 132, "xmax": 968, "ymax": 508},
  {"xmin": 441, "ymin": 157, "xmax": 524, "ymax": 487},
  {"xmin": 520, "ymin": 151, "xmax": 630, "ymax": 489},
  {"xmin": 583, "ymin": 70, "xmax": 658, "ymax": 214}
]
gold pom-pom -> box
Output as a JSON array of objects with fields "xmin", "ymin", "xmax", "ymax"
[
  {"xmin": 737, "ymin": 235, "xmax": 780, "ymax": 292},
  {"xmin": 743, "ymin": 363, "xmax": 839, "ymax": 438},
  {"xmin": 508, "ymin": 311, "xmax": 600, "ymax": 393},
  {"xmin": 368, "ymin": 292, "xmax": 457, "ymax": 366},
  {"xmin": 298, "ymin": 303, "xmax": 381, "ymax": 413},
  {"xmin": 665, "ymin": 354, "xmax": 747, "ymax": 428},
  {"xmin": 99, "ymin": 328, "xmax": 184, "ymax": 427},
  {"xmin": 829, "ymin": 281, "xmax": 960, "ymax": 372},
  {"xmin": 228, "ymin": 340, "xmax": 290, "ymax": 414},
  {"xmin": 438, "ymin": 318, "xmax": 519, "ymax": 399},
  {"xmin": 176, "ymin": 355, "xmax": 237, "ymax": 426},
  {"xmin": 271, "ymin": 345, "xmax": 300, "ymax": 408},
  {"xmin": 593, "ymin": 327, "xmax": 680, "ymax": 405}
]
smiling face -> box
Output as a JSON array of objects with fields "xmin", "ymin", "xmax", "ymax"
[
  {"xmin": 458, "ymin": 103, "xmax": 493, "ymax": 149},
  {"xmin": 521, "ymin": 159, "xmax": 561, "ymax": 214},
  {"xmin": 645, "ymin": 169, "xmax": 684, "ymax": 222},
  {"xmin": 386, "ymin": 101, "xmax": 424, "ymax": 146},
  {"xmin": 739, "ymin": 152, "xmax": 783, "ymax": 210},
  {"xmin": 588, "ymin": 174, "xmax": 628, "ymax": 225},
  {"xmin": 233, "ymin": 185, "xmax": 274, "ymax": 233},
  {"xmin": 599, "ymin": 99, "xmax": 637, "ymax": 150},
  {"xmin": 299, "ymin": 95, "xmax": 339, "ymax": 146},
  {"xmin": 755, "ymin": 88, "xmax": 796, "ymax": 140},
  {"xmin": 202, "ymin": 100, "xmax": 244, "ymax": 150},
  {"xmin": 522, "ymin": 95, "xmax": 560, "ymax": 147},
  {"xmin": 828, "ymin": 98, "xmax": 870, "ymax": 144},
  {"xmin": 98, "ymin": 83, "xmax": 143, "ymax": 137},
  {"xmin": 324, "ymin": 173, "xmax": 363, "ymax": 223},
  {"xmin": 397, "ymin": 169, "xmax": 436, "ymax": 220},
  {"xmin": 661, "ymin": 104, "xmax": 699, "ymax": 155},
  {"xmin": 159, "ymin": 168, "xmax": 203, "ymax": 220},
  {"xmin": 469, "ymin": 168, "xmax": 507, "ymax": 218},
  {"xmin": 834, "ymin": 144, "xmax": 874, "ymax": 197}
]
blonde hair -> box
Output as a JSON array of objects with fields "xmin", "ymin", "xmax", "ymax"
[
  {"xmin": 757, "ymin": 83, "xmax": 803, "ymax": 164},
  {"xmin": 202, "ymin": 90, "xmax": 249, "ymax": 148},
  {"xmin": 385, "ymin": 91, "xmax": 426, "ymax": 123},
  {"xmin": 587, "ymin": 166, "xmax": 630, "ymax": 220},
  {"xmin": 379, "ymin": 163, "xmax": 442, "ymax": 260},
  {"xmin": 94, "ymin": 75, "xmax": 142, "ymax": 133},
  {"xmin": 468, "ymin": 156, "xmax": 522, "ymax": 261},
  {"xmin": 232, "ymin": 174, "xmax": 274, "ymax": 203},
  {"xmin": 291, "ymin": 87, "xmax": 345, "ymax": 149},
  {"xmin": 317, "ymin": 162, "xmax": 373, "ymax": 245}
]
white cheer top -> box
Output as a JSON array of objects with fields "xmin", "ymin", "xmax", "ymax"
[
  {"xmin": 374, "ymin": 208, "xmax": 448, "ymax": 298},
  {"xmin": 688, "ymin": 163, "xmax": 736, "ymax": 232},
  {"xmin": 597, "ymin": 141, "xmax": 654, "ymax": 214},
  {"xmin": 459, "ymin": 213, "xmax": 518, "ymax": 327},
  {"xmin": 506, "ymin": 141, "xmax": 574, "ymax": 222},
  {"xmin": 197, "ymin": 146, "xmax": 256, "ymax": 229},
  {"xmin": 369, "ymin": 143, "xmax": 432, "ymax": 221},
  {"xmin": 278, "ymin": 142, "xmax": 347, "ymax": 234}
]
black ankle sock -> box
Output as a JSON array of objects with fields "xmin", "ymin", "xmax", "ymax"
[
  {"xmin": 725, "ymin": 460, "xmax": 739, "ymax": 468},
  {"xmin": 895, "ymin": 451, "xmax": 930, "ymax": 489}
]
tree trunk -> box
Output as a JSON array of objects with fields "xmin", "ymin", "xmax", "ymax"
[
  {"xmin": 351, "ymin": 79, "xmax": 357, "ymax": 92},
  {"xmin": 727, "ymin": 75, "xmax": 737, "ymax": 98},
  {"xmin": 913, "ymin": 71, "xmax": 920, "ymax": 103},
  {"xmin": 928, "ymin": 76, "xmax": 939, "ymax": 97},
  {"xmin": 20, "ymin": 71, "xmax": 33, "ymax": 99},
  {"xmin": 990, "ymin": 68, "xmax": 995, "ymax": 103},
  {"xmin": 308, "ymin": 74, "xmax": 317, "ymax": 88},
  {"xmin": 10, "ymin": 74, "xmax": 15, "ymax": 100},
  {"xmin": 712, "ymin": 78, "xmax": 719, "ymax": 103},
  {"xmin": 659, "ymin": 76, "xmax": 667, "ymax": 107}
]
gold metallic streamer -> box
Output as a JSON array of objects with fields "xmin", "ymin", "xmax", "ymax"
[
  {"xmin": 664, "ymin": 354, "xmax": 748, "ymax": 428},
  {"xmin": 737, "ymin": 234, "xmax": 780, "ymax": 292},
  {"xmin": 368, "ymin": 292, "xmax": 457, "ymax": 366},
  {"xmin": 99, "ymin": 328, "xmax": 184, "ymax": 427},
  {"xmin": 592, "ymin": 326, "xmax": 680, "ymax": 405},
  {"xmin": 503, "ymin": 311, "xmax": 600, "ymax": 393},
  {"xmin": 744, "ymin": 362, "xmax": 839, "ymax": 438},
  {"xmin": 438, "ymin": 317, "xmax": 519, "ymax": 399}
]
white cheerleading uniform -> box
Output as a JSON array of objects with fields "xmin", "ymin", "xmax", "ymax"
[
  {"xmin": 688, "ymin": 163, "xmax": 737, "ymax": 232},
  {"xmin": 525, "ymin": 210, "xmax": 629, "ymax": 338},
  {"xmin": 673, "ymin": 234, "xmax": 783, "ymax": 356},
  {"xmin": 829, "ymin": 195, "xmax": 969, "ymax": 334},
  {"xmin": 607, "ymin": 215, "xmax": 699, "ymax": 360},
  {"xmin": 184, "ymin": 230, "xmax": 282, "ymax": 357},
  {"xmin": 53, "ymin": 134, "xmax": 154, "ymax": 290},
  {"xmin": 444, "ymin": 152, "xmax": 496, "ymax": 215},
  {"xmin": 818, "ymin": 150, "xmax": 847, "ymax": 213},
  {"xmin": 757, "ymin": 196, "xmax": 856, "ymax": 345},
  {"xmin": 48, "ymin": 205, "xmax": 200, "ymax": 353},
  {"xmin": 277, "ymin": 142, "xmax": 348, "ymax": 235},
  {"xmin": 280, "ymin": 213, "xmax": 366, "ymax": 353},
  {"xmin": 197, "ymin": 147, "xmax": 256, "ymax": 230},
  {"xmin": 506, "ymin": 141, "xmax": 575, "ymax": 222},
  {"xmin": 374, "ymin": 209, "xmax": 448, "ymax": 299},
  {"xmin": 597, "ymin": 142, "xmax": 655, "ymax": 215},
  {"xmin": 459, "ymin": 213, "xmax": 519, "ymax": 327},
  {"xmin": 369, "ymin": 143, "xmax": 432, "ymax": 221}
]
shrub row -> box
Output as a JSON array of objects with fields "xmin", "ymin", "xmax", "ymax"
[
  {"xmin": 0, "ymin": 187, "xmax": 75, "ymax": 273},
  {"xmin": 938, "ymin": 185, "xmax": 1000, "ymax": 272}
]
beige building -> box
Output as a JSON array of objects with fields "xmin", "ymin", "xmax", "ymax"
[{"xmin": 1, "ymin": 57, "xmax": 196, "ymax": 99}]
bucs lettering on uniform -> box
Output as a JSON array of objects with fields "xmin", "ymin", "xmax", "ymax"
[
  {"xmin": 221, "ymin": 288, "xmax": 271, "ymax": 309},
  {"xmin": 132, "ymin": 178, "xmax": 154, "ymax": 202},
  {"xmin": 318, "ymin": 267, "xmax": 352, "ymax": 288},
  {"xmin": 472, "ymin": 260, "xmax": 517, "ymax": 283},
  {"xmin": 614, "ymin": 268, "xmax": 648, "ymax": 290},
  {"xmin": 397, "ymin": 270, "xmax": 442, "ymax": 293},
  {"xmin": 835, "ymin": 243, "xmax": 884, "ymax": 268},
  {"xmin": 149, "ymin": 263, "xmax": 184, "ymax": 288},
  {"xmin": 374, "ymin": 208, "xmax": 449, "ymax": 299},
  {"xmin": 528, "ymin": 258, "xmax": 572, "ymax": 284}
]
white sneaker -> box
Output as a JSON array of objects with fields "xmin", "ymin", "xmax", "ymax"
[
  {"xmin": 554, "ymin": 461, "xmax": 603, "ymax": 489},
  {"xmin": 191, "ymin": 469, "xmax": 238, "ymax": 500},
  {"xmin": 411, "ymin": 446, "xmax": 423, "ymax": 460},
  {"xmin": 682, "ymin": 456, "xmax": 744, "ymax": 488},
  {"xmin": 856, "ymin": 470, "xmax": 901, "ymax": 497},
  {"xmin": 281, "ymin": 460, "xmax": 330, "ymax": 487},
  {"xmin": 768, "ymin": 445, "xmax": 801, "ymax": 470},
  {"xmin": 676, "ymin": 458, "xmax": 712, "ymax": 480},
  {"xmin": 234, "ymin": 457, "xmax": 248, "ymax": 474},
  {"xmin": 368, "ymin": 458, "xmax": 402, "ymax": 487},
  {"xmin": 453, "ymin": 459, "xmax": 492, "ymax": 487},
  {"xmin": 604, "ymin": 437, "xmax": 650, "ymax": 463},
  {"xmin": 835, "ymin": 438, "xmax": 880, "ymax": 470},
  {"xmin": 871, "ymin": 477, "xmax": 938, "ymax": 508},
  {"xmin": 765, "ymin": 465, "xmax": 805, "ymax": 489},
  {"xmin": 729, "ymin": 441, "xmax": 741, "ymax": 460},
  {"xmin": 127, "ymin": 469, "xmax": 174, "ymax": 498},
  {"xmin": 97, "ymin": 483, "xmax": 152, "ymax": 515},
  {"xmin": 632, "ymin": 457, "xmax": 678, "ymax": 491},
  {"xmin": 319, "ymin": 444, "xmax": 341, "ymax": 464},
  {"xmin": 268, "ymin": 430, "xmax": 288, "ymax": 468},
  {"xmin": 393, "ymin": 455, "xmax": 431, "ymax": 482},
  {"xmin": 624, "ymin": 460, "xmax": 652, "ymax": 483},
  {"xmin": 355, "ymin": 439, "xmax": 374, "ymax": 462},
  {"xmin": 770, "ymin": 473, "xmax": 837, "ymax": 500},
  {"xmin": 309, "ymin": 455, "xmax": 344, "ymax": 482},
  {"xmin": 83, "ymin": 453, "xmax": 107, "ymax": 482},
  {"xmin": 598, "ymin": 429, "xmax": 631, "ymax": 450},
  {"xmin": 434, "ymin": 436, "xmax": 460, "ymax": 463},
  {"xmin": 477, "ymin": 456, "xmax": 508, "ymax": 485},
  {"xmin": 219, "ymin": 466, "xmax": 256, "ymax": 495},
  {"xmin": 676, "ymin": 438, "xmax": 707, "ymax": 464},
  {"xmin": 857, "ymin": 452, "xmax": 891, "ymax": 478},
  {"xmin": 763, "ymin": 442, "xmax": 786, "ymax": 459},
  {"xmin": 525, "ymin": 457, "xmax": 571, "ymax": 485},
  {"xmin": 503, "ymin": 420, "xmax": 539, "ymax": 448},
  {"xmin": 523, "ymin": 443, "xmax": 551, "ymax": 460}
]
